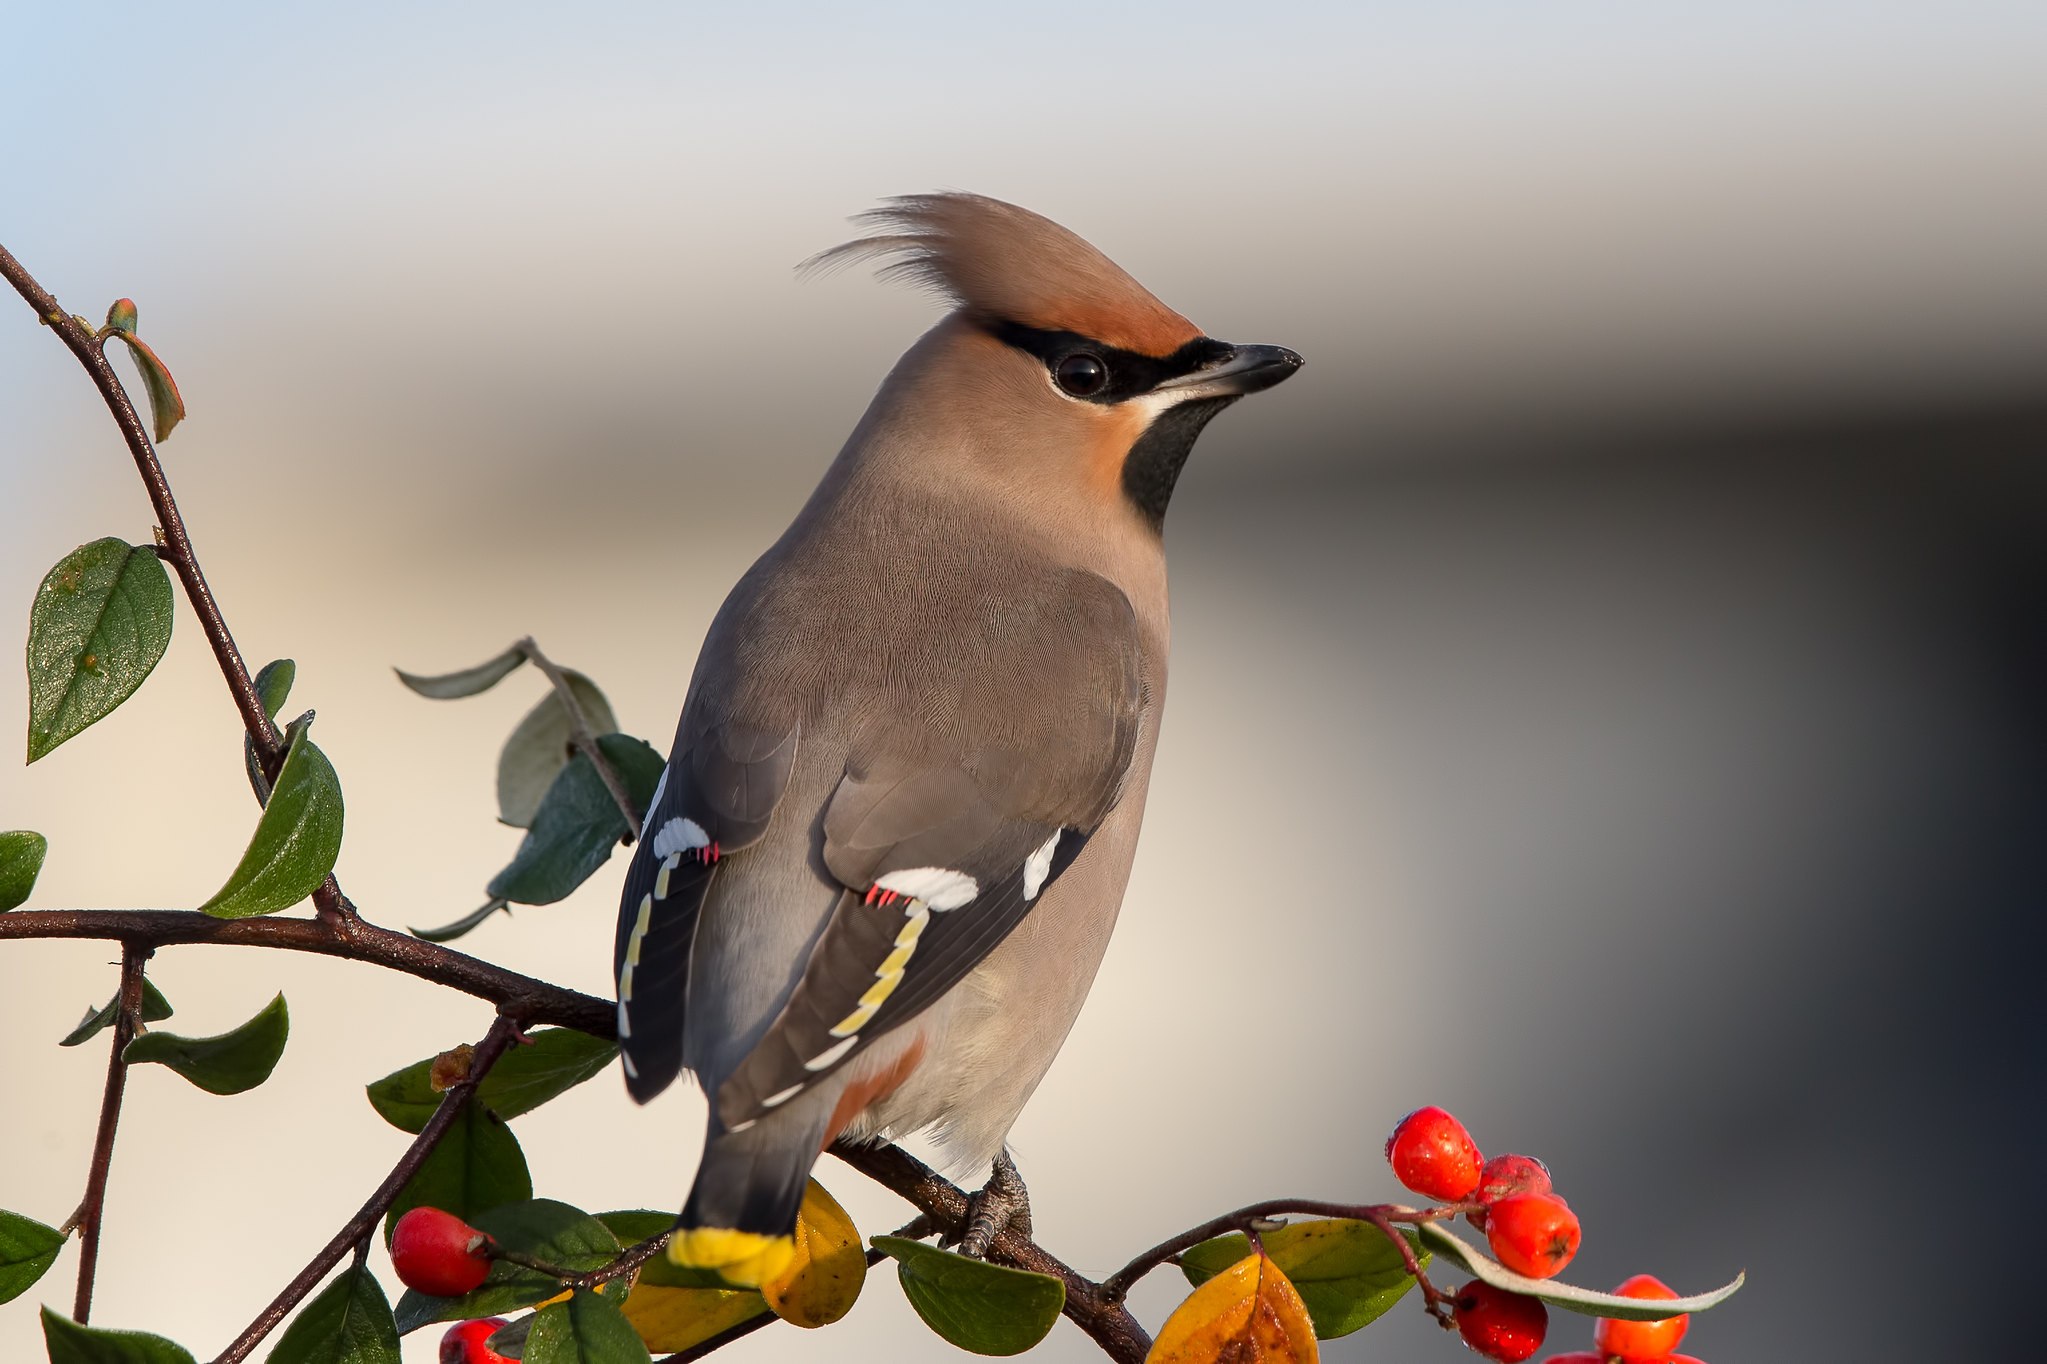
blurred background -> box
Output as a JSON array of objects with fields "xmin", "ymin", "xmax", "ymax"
[{"xmin": 4, "ymin": 3, "xmax": 2044, "ymax": 1360}]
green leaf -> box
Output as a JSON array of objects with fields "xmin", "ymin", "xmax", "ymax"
[
  {"xmin": 594, "ymin": 1211, "xmax": 675, "ymax": 1245},
  {"xmin": 104, "ymin": 299, "xmax": 139, "ymax": 336},
  {"xmin": 252, "ymin": 658, "xmax": 297, "ymax": 718},
  {"xmin": 871, "ymin": 1236, "xmax": 1064, "ymax": 1356},
  {"xmin": 244, "ymin": 659, "xmax": 298, "ymax": 802},
  {"xmin": 396, "ymin": 645, "xmax": 528, "ymax": 700},
  {"xmin": 408, "ymin": 898, "xmax": 510, "ymax": 944},
  {"xmin": 1179, "ymin": 1220, "xmax": 1424, "ymax": 1339},
  {"xmin": 394, "ymin": 1200, "xmax": 620, "ymax": 1334},
  {"xmin": 26, "ymin": 539, "xmax": 174, "ymax": 763},
  {"xmin": 366, "ymin": 1027, "xmax": 618, "ymax": 1134},
  {"xmin": 524, "ymin": 1288, "xmax": 652, "ymax": 1364},
  {"xmin": 200, "ymin": 718, "xmax": 344, "ymax": 918},
  {"xmin": 123, "ymin": 992, "xmax": 288, "ymax": 1095},
  {"xmin": 604, "ymin": 734, "xmax": 664, "ymax": 815},
  {"xmin": 40, "ymin": 1308, "xmax": 197, "ymax": 1364},
  {"xmin": 60, "ymin": 977, "xmax": 174, "ymax": 1047},
  {"xmin": 0, "ymin": 831, "xmax": 49, "ymax": 911},
  {"xmin": 108, "ymin": 329, "xmax": 186, "ymax": 443},
  {"xmin": 1415, "ymin": 1221, "xmax": 1745, "ymax": 1318},
  {"xmin": 383, "ymin": 1096, "xmax": 533, "ymax": 1244},
  {"xmin": 0, "ymin": 1210, "xmax": 64, "ymax": 1305},
  {"xmin": 488, "ymin": 735, "xmax": 662, "ymax": 906},
  {"xmin": 265, "ymin": 1262, "xmax": 400, "ymax": 1364},
  {"xmin": 497, "ymin": 673, "xmax": 619, "ymax": 828},
  {"xmin": 483, "ymin": 1316, "xmax": 531, "ymax": 1358}
]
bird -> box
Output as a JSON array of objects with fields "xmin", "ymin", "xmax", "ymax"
[{"xmin": 613, "ymin": 192, "xmax": 1301, "ymax": 1286}]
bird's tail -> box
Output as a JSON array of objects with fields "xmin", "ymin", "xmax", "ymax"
[{"xmin": 669, "ymin": 1118, "xmax": 823, "ymax": 1287}]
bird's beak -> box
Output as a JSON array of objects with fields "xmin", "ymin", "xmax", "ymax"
[{"xmin": 1154, "ymin": 343, "xmax": 1304, "ymax": 400}]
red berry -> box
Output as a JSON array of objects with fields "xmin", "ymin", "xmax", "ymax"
[
  {"xmin": 1385, "ymin": 1106, "xmax": 1484, "ymax": 1201},
  {"xmin": 1485, "ymin": 1192, "xmax": 1581, "ymax": 1279},
  {"xmin": 1453, "ymin": 1280, "xmax": 1548, "ymax": 1362},
  {"xmin": 1592, "ymin": 1274, "xmax": 1690, "ymax": 1360},
  {"xmin": 1467, "ymin": 1153, "xmax": 1554, "ymax": 1230},
  {"xmin": 1476, "ymin": 1154, "xmax": 1552, "ymax": 1205},
  {"xmin": 391, "ymin": 1206, "xmax": 492, "ymax": 1297},
  {"xmin": 439, "ymin": 1318, "xmax": 513, "ymax": 1364}
]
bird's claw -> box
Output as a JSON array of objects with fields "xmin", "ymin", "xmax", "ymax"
[{"xmin": 955, "ymin": 1151, "xmax": 1031, "ymax": 1258}]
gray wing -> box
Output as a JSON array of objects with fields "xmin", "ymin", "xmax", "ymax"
[
  {"xmin": 615, "ymin": 719, "xmax": 797, "ymax": 1103},
  {"xmin": 714, "ymin": 572, "xmax": 1144, "ymax": 1129}
]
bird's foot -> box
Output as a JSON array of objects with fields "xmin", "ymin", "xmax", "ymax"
[{"xmin": 955, "ymin": 1151, "xmax": 1032, "ymax": 1258}]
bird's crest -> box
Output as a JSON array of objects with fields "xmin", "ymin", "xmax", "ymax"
[{"xmin": 803, "ymin": 193, "xmax": 1200, "ymax": 358}]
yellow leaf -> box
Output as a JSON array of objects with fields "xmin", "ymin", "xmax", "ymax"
[
  {"xmin": 619, "ymin": 1279, "xmax": 769, "ymax": 1352},
  {"xmin": 1148, "ymin": 1251, "xmax": 1319, "ymax": 1364},
  {"xmin": 760, "ymin": 1177, "xmax": 867, "ymax": 1328}
]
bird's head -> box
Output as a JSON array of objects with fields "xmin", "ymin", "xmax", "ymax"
[{"xmin": 807, "ymin": 193, "xmax": 1302, "ymax": 532}]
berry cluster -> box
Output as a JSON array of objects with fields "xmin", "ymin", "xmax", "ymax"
[
  {"xmin": 1384, "ymin": 1107, "xmax": 1706, "ymax": 1364},
  {"xmin": 1385, "ymin": 1106, "xmax": 1578, "ymax": 1278}
]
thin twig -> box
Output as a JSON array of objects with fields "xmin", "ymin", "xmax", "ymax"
[
  {"xmin": 517, "ymin": 637, "xmax": 642, "ymax": 841},
  {"xmin": 0, "ymin": 241, "xmax": 357, "ymax": 925},
  {"xmin": 491, "ymin": 1229, "xmax": 674, "ymax": 1290},
  {"xmin": 71, "ymin": 943, "xmax": 150, "ymax": 1323},
  {"xmin": 0, "ymin": 245, "xmax": 276, "ymax": 757},
  {"xmin": 1360, "ymin": 1206, "xmax": 1454, "ymax": 1326},
  {"xmin": 1099, "ymin": 1196, "xmax": 1472, "ymax": 1305},
  {"xmin": 0, "ymin": 909, "xmax": 615, "ymax": 1037},
  {"xmin": 1097, "ymin": 1194, "xmax": 1470, "ymax": 1337},
  {"xmin": 211, "ymin": 1014, "xmax": 525, "ymax": 1364}
]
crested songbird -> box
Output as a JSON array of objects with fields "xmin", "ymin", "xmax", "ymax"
[{"xmin": 614, "ymin": 193, "xmax": 1301, "ymax": 1284}]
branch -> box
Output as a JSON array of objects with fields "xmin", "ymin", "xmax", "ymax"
[
  {"xmin": 0, "ymin": 910, "xmax": 616, "ymax": 1037},
  {"xmin": 211, "ymin": 1014, "xmax": 525, "ymax": 1364},
  {"xmin": 0, "ymin": 244, "xmax": 278, "ymax": 763},
  {"xmin": 1098, "ymin": 1194, "xmax": 1470, "ymax": 1327},
  {"xmin": 517, "ymin": 637, "xmax": 642, "ymax": 842},
  {"xmin": 828, "ymin": 1141, "xmax": 1155, "ymax": 1364},
  {"xmin": 0, "ymin": 241, "xmax": 357, "ymax": 925},
  {"xmin": 491, "ymin": 1230, "xmax": 673, "ymax": 1291},
  {"xmin": 69, "ymin": 943, "xmax": 151, "ymax": 1323}
]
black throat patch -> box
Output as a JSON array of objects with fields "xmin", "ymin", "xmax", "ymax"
[{"xmin": 1122, "ymin": 396, "xmax": 1238, "ymax": 531}]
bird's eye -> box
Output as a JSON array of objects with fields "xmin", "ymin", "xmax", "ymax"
[{"xmin": 1054, "ymin": 352, "xmax": 1108, "ymax": 397}]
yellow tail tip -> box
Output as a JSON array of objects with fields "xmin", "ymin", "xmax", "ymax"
[{"xmin": 669, "ymin": 1227, "xmax": 797, "ymax": 1287}]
